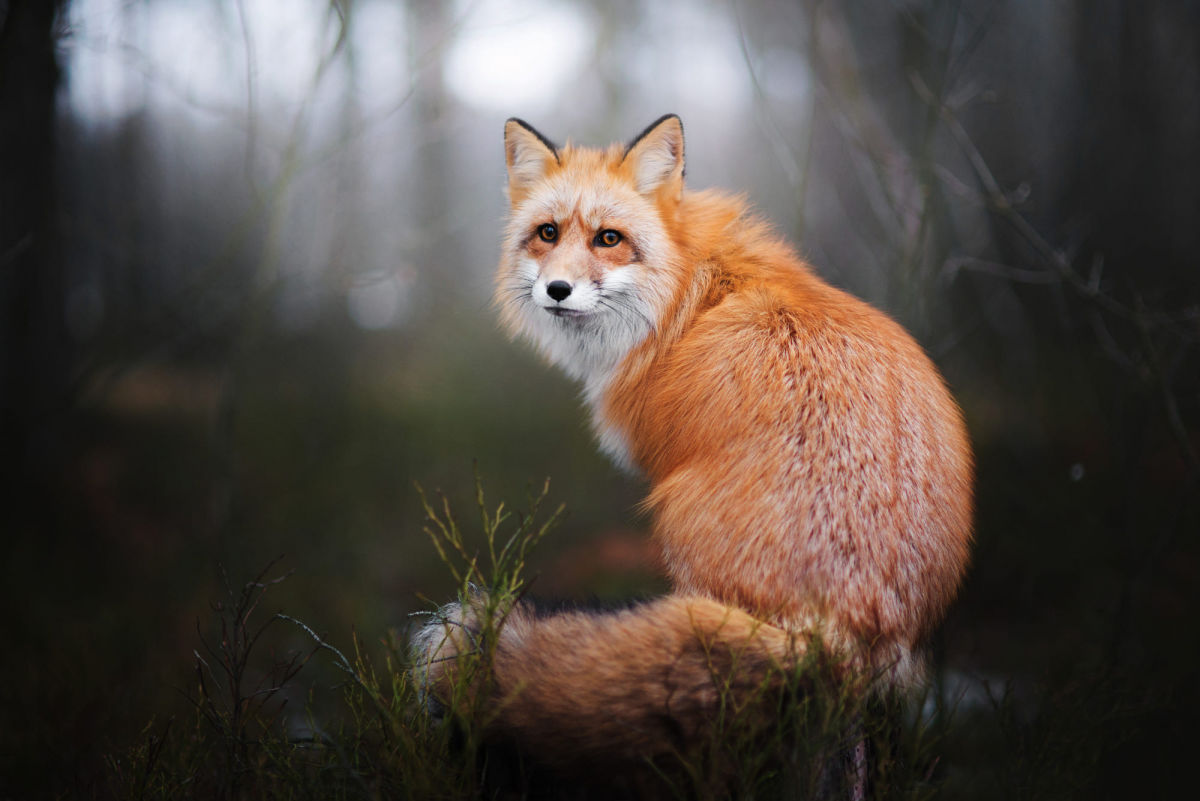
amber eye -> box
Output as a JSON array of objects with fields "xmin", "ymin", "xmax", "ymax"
[
  {"xmin": 538, "ymin": 223, "xmax": 558, "ymax": 242},
  {"xmin": 596, "ymin": 229, "xmax": 622, "ymax": 247}
]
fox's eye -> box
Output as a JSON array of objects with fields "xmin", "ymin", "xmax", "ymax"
[
  {"xmin": 538, "ymin": 223, "xmax": 558, "ymax": 243},
  {"xmin": 595, "ymin": 229, "xmax": 622, "ymax": 247}
]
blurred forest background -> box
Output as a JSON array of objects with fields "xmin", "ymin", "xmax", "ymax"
[{"xmin": 1, "ymin": 0, "xmax": 1197, "ymax": 797}]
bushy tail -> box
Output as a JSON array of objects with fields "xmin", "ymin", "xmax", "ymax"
[{"xmin": 411, "ymin": 593, "xmax": 840, "ymax": 771}]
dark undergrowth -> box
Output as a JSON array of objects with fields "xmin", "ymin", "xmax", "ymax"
[
  {"xmin": 105, "ymin": 478, "xmax": 948, "ymax": 801},
  {"xmin": 104, "ymin": 475, "xmax": 1182, "ymax": 801}
]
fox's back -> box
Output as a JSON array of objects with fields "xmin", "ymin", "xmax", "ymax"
[{"xmin": 603, "ymin": 232, "xmax": 973, "ymax": 661}]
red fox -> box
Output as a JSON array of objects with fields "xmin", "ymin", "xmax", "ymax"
[{"xmin": 414, "ymin": 115, "xmax": 973, "ymax": 771}]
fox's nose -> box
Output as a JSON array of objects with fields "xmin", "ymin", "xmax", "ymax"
[{"xmin": 546, "ymin": 280, "xmax": 573, "ymax": 302}]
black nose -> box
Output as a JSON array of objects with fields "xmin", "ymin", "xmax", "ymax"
[{"xmin": 546, "ymin": 280, "xmax": 572, "ymax": 302}]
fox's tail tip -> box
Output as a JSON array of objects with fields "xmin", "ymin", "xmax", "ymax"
[{"xmin": 410, "ymin": 598, "xmax": 485, "ymax": 714}]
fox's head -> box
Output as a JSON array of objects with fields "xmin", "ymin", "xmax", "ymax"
[{"xmin": 495, "ymin": 115, "xmax": 686, "ymax": 385}]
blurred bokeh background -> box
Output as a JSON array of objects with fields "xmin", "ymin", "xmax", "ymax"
[{"xmin": 2, "ymin": 0, "xmax": 1197, "ymax": 796}]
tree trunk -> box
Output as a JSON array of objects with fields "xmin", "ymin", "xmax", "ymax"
[{"xmin": 0, "ymin": 0, "xmax": 69, "ymax": 514}]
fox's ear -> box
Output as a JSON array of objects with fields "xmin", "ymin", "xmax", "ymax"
[
  {"xmin": 623, "ymin": 114, "xmax": 685, "ymax": 198},
  {"xmin": 505, "ymin": 118, "xmax": 559, "ymax": 196}
]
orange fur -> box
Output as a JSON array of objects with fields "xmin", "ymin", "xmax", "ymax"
[
  {"xmin": 415, "ymin": 115, "xmax": 973, "ymax": 766},
  {"xmin": 414, "ymin": 595, "xmax": 802, "ymax": 771}
]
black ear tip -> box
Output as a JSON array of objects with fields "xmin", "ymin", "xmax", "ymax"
[
  {"xmin": 505, "ymin": 118, "xmax": 538, "ymax": 140},
  {"xmin": 504, "ymin": 117, "xmax": 561, "ymax": 163},
  {"xmin": 625, "ymin": 114, "xmax": 686, "ymax": 156},
  {"xmin": 652, "ymin": 113, "xmax": 683, "ymax": 133}
]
